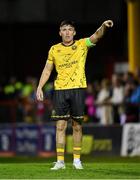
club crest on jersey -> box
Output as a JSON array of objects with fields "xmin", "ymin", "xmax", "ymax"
[{"xmin": 72, "ymin": 45, "xmax": 77, "ymax": 50}]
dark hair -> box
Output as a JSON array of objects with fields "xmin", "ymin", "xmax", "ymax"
[
  {"xmin": 127, "ymin": 79, "xmax": 138, "ymax": 86},
  {"xmin": 60, "ymin": 20, "xmax": 76, "ymax": 28}
]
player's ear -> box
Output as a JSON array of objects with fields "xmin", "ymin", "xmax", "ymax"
[
  {"xmin": 59, "ymin": 31, "xmax": 62, "ymax": 37},
  {"xmin": 73, "ymin": 30, "xmax": 76, "ymax": 36}
]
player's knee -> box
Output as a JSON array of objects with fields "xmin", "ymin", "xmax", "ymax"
[
  {"xmin": 56, "ymin": 124, "xmax": 67, "ymax": 132},
  {"xmin": 73, "ymin": 124, "xmax": 82, "ymax": 133}
]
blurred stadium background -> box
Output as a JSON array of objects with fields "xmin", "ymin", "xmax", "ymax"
[{"xmin": 0, "ymin": 0, "xmax": 140, "ymax": 163}]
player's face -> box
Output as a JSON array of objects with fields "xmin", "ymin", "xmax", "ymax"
[{"xmin": 59, "ymin": 25, "xmax": 76, "ymax": 44}]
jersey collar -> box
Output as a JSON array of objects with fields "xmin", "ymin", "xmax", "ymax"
[{"xmin": 61, "ymin": 41, "xmax": 75, "ymax": 47}]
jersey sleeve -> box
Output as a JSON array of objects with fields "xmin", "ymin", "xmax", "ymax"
[{"xmin": 47, "ymin": 47, "xmax": 54, "ymax": 64}]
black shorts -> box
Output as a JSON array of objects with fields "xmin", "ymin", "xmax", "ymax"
[{"xmin": 51, "ymin": 88, "xmax": 86, "ymax": 122}]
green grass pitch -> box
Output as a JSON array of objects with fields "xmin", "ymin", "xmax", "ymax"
[{"xmin": 0, "ymin": 155, "xmax": 140, "ymax": 179}]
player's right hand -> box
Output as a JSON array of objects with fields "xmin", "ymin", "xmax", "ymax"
[
  {"xmin": 36, "ymin": 87, "xmax": 44, "ymax": 101},
  {"xmin": 103, "ymin": 20, "xmax": 113, "ymax": 28}
]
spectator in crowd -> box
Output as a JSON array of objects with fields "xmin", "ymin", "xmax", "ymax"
[
  {"xmin": 95, "ymin": 78, "xmax": 112, "ymax": 125},
  {"xmin": 21, "ymin": 77, "xmax": 37, "ymax": 123},
  {"xmin": 124, "ymin": 79, "xmax": 139, "ymax": 123},
  {"xmin": 85, "ymin": 83, "xmax": 97, "ymax": 122},
  {"xmin": 4, "ymin": 76, "xmax": 17, "ymax": 100},
  {"xmin": 122, "ymin": 71, "xmax": 134, "ymax": 86},
  {"xmin": 109, "ymin": 73, "xmax": 124, "ymax": 124},
  {"xmin": 135, "ymin": 67, "xmax": 140, "ymax": 85}
]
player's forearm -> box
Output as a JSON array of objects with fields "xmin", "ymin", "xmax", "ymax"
[
  {"xmin": 37, "ymin": 70, "xmax": 51, "ymax": 89},
  {"xmin": 90, "ymin": 23, "xmax": 107, "ymax": 44},
  {"xmin": 95, "ymin": 23, "xmax": 107, "ymax": 40},
  {"xmin": 37, "ymin": 62, "xmax": 53, "ymax": 90}
]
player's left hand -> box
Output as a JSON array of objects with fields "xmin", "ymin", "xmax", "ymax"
[{"xmin": 103, "ymin": 20, "xmax": 113, "ymax": 28}]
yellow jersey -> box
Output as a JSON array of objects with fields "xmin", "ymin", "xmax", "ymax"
[{"xmin": 47, "ymin": 38, "xmax": 95, "ymax": 90}]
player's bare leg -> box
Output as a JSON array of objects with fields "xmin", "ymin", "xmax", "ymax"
[
  {"xmin": 51, "ymin": 120, "xmax": 67, "ymax": 170},
  {"xmin": 56, "ymin": 120, "xmax": 67, "ymax": 161},
  {"xmin": 72, "ymin": 120, "xmax": 83, "ymax": 169}
]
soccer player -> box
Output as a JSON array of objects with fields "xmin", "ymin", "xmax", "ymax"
[{"xmin": 36, "ymin": 20, "xmax": 113, "ymax": 170}]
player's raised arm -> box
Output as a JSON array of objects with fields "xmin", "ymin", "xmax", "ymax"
[
  {"xmin": 89, "ymin": 20, "xmax": 113, "ymax": 44},
  {"xmin": 36, "ymin": 61, "xmax": 54, "ymax": 101}
]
